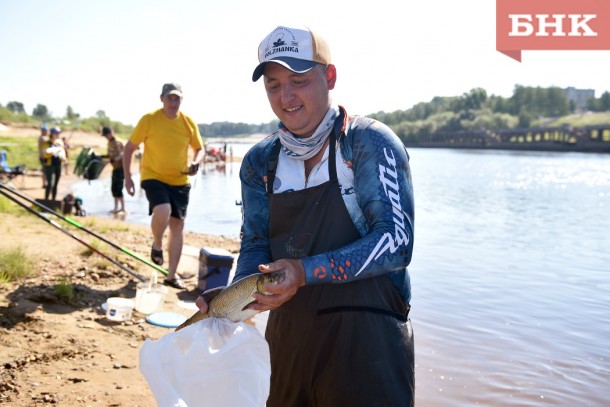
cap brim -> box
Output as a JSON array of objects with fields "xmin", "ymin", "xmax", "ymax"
[
  {"xmin": 162, "ymin": 90, "xmax": 183, "ymax": 97},
  {"xmin": 252, "ymin": 57, "xmax": 319, "ymax": 82}
]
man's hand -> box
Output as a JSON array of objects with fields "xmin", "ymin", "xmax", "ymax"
[
  {"xmin": 125, "ymin": 176, "xmax": 136, "ymax": 196},
  {"xmin": 249, "ymin": 259, "xmax": 306, "ymax": 312},
  {"xmin": 194, "ymin": 286, "xmax": 224, "ymax": 315},
  {"xmin": 186, "ymin": 162, "xmax": 199, "ymax": 176},
  {"xmin": 122, "ymin": 141, "xmax": 138, "ymax": 196}
]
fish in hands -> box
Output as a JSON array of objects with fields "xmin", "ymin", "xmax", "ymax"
[{"xmin": 175, "ymin": 271, "xmax": 285, "ymax": 331}]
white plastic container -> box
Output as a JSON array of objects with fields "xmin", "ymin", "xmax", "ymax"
[
  {"xmin": 106, "ymin": 297, "xmax": 135, "ymax": 321},
  {"xmin": 135, "ymin": 273, "xmax": 168, "ymax": 314}
]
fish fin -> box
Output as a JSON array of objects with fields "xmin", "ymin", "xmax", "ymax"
[{"xmin": 241, "ymin": 300, "xmax": 257, "ymax": 312}]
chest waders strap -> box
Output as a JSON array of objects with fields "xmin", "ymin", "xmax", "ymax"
[{"xmin": 266, "ymin": 139, "xmax": 282, "ymax": 194}]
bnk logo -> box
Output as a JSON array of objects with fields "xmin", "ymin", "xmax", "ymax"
[{"xmin": 496, "ymin": 0, "xmax": 610, "ymax": 61}]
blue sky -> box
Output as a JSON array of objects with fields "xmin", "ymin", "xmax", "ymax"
[{"xmin": 1, "ymin": 0, "xmax": 609, "ymax": 126}]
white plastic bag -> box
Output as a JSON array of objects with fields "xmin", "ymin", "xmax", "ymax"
[{"xmin": 139, "ymin": 318, "xmax": 270, "ymax": 407}]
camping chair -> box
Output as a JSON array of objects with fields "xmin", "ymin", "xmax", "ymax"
[{"xmin": 0, "ymin": 150, "xmax": 26, "ymax": 186}]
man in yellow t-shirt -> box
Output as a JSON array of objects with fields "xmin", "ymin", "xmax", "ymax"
[{"xmin": 123, "ymin": 83, "xmax": 204, "ymax": 290}]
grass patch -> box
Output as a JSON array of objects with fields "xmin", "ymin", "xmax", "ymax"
[
  {"xmin": 53, "ymin": 277, "xmax": 75, "ymax": 303},
  {"xmin": 0, "ymin": 135, "xmax": 39, "ymax": 169},
  {"xmin": 0, "ymin": 195, "xmax": 23, "ymax": 215},
  {"xmin": 82, "ymin": 218, "xmax": 97, "ymax": 229},
  {"xmin": 0, "ymin": 246, "xmax": 36, "ymax": 283},
  {"xmin": 96, "ymin": 224, "xmax": 110, "ymax": 234},
  {"xmin": 93, "ymin": 259, "xmax": 111, "ymax": 270},
  {"xmin": 0, "ymin": 133, "xmax": 81, "ymax": 173},
  {"xmin": 80, "ymin": 239, "xmax": 101, "ymax": 257},
  {"xmin": 107, "ymin": 223, "xmax": 131, "ymax": 233},
  {"xmin": 535, "ymin": 112, "xmax": 610, "ymax": 128},
  {"xmin": 79, "ymin": 217, "xmax": 131, "ymax": 234}
]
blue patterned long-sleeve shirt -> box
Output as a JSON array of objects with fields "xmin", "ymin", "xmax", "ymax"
[{"xmin": 234, "ymin": 109, "xmax": 415, "ymax": 302}]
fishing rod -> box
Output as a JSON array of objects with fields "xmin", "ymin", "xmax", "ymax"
[
  {"xmin": 0, "ymin": 184, "xmax": 168, "ymax": 276},
  {"xmin": 0, "ymin": 188, "xmax": 145, "ymax": 282}
]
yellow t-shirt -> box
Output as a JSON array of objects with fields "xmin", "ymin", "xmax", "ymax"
[{"xmin": 129, "ymin": 109, "xmax": 203, "ymax": 185}]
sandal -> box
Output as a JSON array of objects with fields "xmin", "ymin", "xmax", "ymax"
[
  {"xmin": 163, "ymin": 277, "xmax": 187, "ymax": 290},
  {"xmin": 151, "ymin": 246, "xmax": 164, "ymax": 266}
]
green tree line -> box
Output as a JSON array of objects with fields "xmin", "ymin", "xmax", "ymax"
[
  {"xmin": 0, "ymin": 102, "xmax": 133, "ymax": 135},
  {"xmin": 369, "ymin": 85, "xmax": 610, "ymax": 144}
]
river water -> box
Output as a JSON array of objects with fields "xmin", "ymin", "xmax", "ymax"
[{"xmin": 73, "ymin": 145, "xmax": 610, "ymax": 406}]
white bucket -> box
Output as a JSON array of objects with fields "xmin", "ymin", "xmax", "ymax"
[
  {"xmin": 106, "ymin": 297, "xmax": 135, "ymax": 321},
  {"xmin": 135, "ymin": 273, "xmax": 168, "ymax": 314}
]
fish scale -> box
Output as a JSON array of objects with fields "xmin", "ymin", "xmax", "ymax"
[{"xmin": 175, "ymin": 272, "xmax": 284, "ymax": 331}]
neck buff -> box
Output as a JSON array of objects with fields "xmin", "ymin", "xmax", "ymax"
[{"xmin": 278, "ymin": 105, "xmax": 339, "ymax": 160}]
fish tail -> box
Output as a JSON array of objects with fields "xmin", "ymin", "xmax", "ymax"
[{"xmin": 175, "ymin": 310, "xmax": 209, "ymax": 331}]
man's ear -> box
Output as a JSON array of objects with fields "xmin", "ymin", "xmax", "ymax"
[{"xmin": 325, "ymin": 64, "xmax": 337, "ymax": 90}]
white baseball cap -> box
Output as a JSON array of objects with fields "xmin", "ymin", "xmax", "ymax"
[{"xmin": 252, "ymin": 26, "xmax": 331, "ymax": 82}]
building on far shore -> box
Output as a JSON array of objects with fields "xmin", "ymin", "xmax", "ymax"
[{"xmin": 564, "ymin": 87, "xmax": 595, "ymax": 112}]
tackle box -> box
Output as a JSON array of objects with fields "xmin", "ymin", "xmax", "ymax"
[{"xmin": 198, "ymin": 247, "xmax": 234, "ymax": 291}]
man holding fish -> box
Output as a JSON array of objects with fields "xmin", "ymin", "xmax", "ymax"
[{"xmin": 196, "ymin": 25, "xmax": 415, "ymax": 406}]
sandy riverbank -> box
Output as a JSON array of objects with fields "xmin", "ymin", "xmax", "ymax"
[{"xmin": 0, "ymin": 126, "xmax": 243, "ymax": 405}]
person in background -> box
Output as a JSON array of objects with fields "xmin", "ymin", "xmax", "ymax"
[
  {"xmin": 123, "ymin": 83, "xmax": 204, "ymax": 290},
  {"xmin": 101, "ymin": 126, "xmax": 125, "ymax": 213},
  {"xmin": 38, "ymin": 125, "xmax": 48, "ymax": 188},
  {"xmin": 42, "ymin": 127, "xmax": 66, "ymax": 201},
  {"xmin": 196, "ymin": 25, "xmax": 415, "ymax": 406},
  {"xmin": 62, "ymin": 193, "xmax": 86, "ymax": 216},
  {"xmin": 61, "ymin": 135, "xmax": 71, "ymax": 175}
]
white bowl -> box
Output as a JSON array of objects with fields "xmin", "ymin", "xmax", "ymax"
[{"xmin": 105, "ymin": 297, "xmax": 135, "ymax": 321}]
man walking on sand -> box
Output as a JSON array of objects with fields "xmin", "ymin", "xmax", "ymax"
[{"xmin": 123, "ymin": 83, "xmax": 204, "ymax": 290}]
